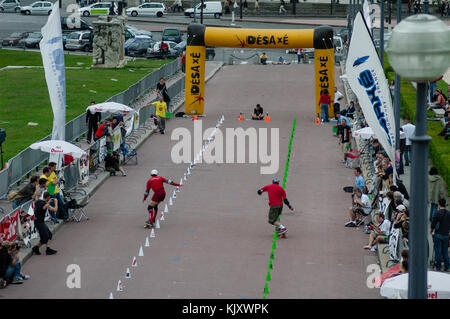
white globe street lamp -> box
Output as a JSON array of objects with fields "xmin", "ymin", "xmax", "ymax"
[{"xmin": 386, "ymin": 14, "xmax": 450, "ymax": 299}]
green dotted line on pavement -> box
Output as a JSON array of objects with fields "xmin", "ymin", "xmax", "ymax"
[{"xmin": 263, "ymin": 117, "xmax": 296, "ymax": 299}]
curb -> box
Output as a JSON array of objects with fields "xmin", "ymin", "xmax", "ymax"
[{"xmin": 17, "ymin": 61, "xmax": 224, "ymax": 266}]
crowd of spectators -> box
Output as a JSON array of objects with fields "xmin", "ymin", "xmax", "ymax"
[{"xmin": 334, "ymin": 87, "xmax": 449, "ymax": 279}]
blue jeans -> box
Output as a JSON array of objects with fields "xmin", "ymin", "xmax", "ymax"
[
  {"xmin": 433, "ymin": 234, "xmax": 449, "ymax": 270},
  {"xmin": 404, "ymin": 145, "xmax": 411, "ymax": 165},
  {"xmin": 320, "ymin": 104, "xmax": 329, "ymax": 122},
  {"xmin": 5, "ymin": 262, "xmax": 21, "ymax": 280},
  {"xmin": 430, "ymin": 203, "xmax": 438, "ymax": 222}
]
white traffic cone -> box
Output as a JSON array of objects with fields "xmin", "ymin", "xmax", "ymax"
[
  {"xmin": 125, "ymin": 268, "xmax": 131, "ymax": 279},
  {"xmin": 150, "ymin": 228, "xmax": 155, "ymax": 238},
  {"xmin": 176, "ymin": 186, "xmax": 180, "ymax": 193},
  {"xmin": 173, "ymin": 191, "xmax": 177, "ymax": 199},
  {"xmin": 187, "ymin": 167, "xmax": 191, "ymax": 175},
  {"xmin": 180, "ymin": 178, "xmax": 183, "ymax": 186},
  {"xmin": 156, "ymin": 219, "xmax": 160, "ymax": 229},
  {"xmin": 164, "ymin": 204, "xmax": 168, "ymax": 213},
  {"xmin": 138, "ymin": 246, "xmax": 144, "ymax": 257},
  {"xmin": 184, "ymin": 172, "xmax": 187, "ymax": 180},
  {"xmin": 117, "ymin": 280, "xmax": 123, "ymax": 292},
  {"xmin": 109, "ymin": 292, "xmax": 114, "ymax": 299},
  {"xmin": 145, "ymin": 236, "xmax": 150, "ymax": 247},
  {"xmin": 160, "ymin": 212, "xmax": 165, "ymax": 221},
  {"xmin": 132, "ymin": 256, "xmax": 137, "ymax": 267},
  {"xmin": 169, "ymin": 197, "xmax": 173, "ymax": 206}
]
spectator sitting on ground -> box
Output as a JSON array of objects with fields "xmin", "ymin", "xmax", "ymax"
[
  {"xmin": 277, "ymin": 56, "xmax": 286, "ymax": 65},
  {"xmin": 345, "ymin": 188, "xmax": 372, "ymax": 227},
  {"xmin": 252, "ymin": 104, "xmax": 264, "ymax": 120},
  {"xmin": 393, "ymin": 190, "xmax": 409, "ymax": 210},
  {"xmin": 430, "ymin": 198, "xmax": 449, "ymax": 272},
  {"xmin": 105, "ymin": 151, "xmax": 126, "ymax": 176},
  {"xmin": 388, "ymin": 173, "xmax": 410, "ymax": 200},
  {"xmin": 0, "ymin": 242, "xmax": 29, "ymax": 285},
  {"xmin": 363, "ymin": 212, "xmax": 391, "ymax": 252},
  {"xmin": 259, "ymin": 52, "xmax": 267, "ymax": 65},
  {"xmin": 104, "ymin": 117, "xmax": 114, "ymax": 151},
  {"xmin": 12, "ymin": 176, "xmax": 39, "ymax": 209}
]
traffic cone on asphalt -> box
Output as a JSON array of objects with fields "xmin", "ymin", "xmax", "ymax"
[
  {"xmin": 164, "ymin": 204, "xmax": 168, "ymax": 213},
  {"xmin": 145, "ymin": 236, "xmax": 150, "ymax": 247},
  {"xmin": 169, "ymin": 197, "xmax": 173, "ymax": 206},
  {"xmin": 238, "ymin": 113, "xmax": 244, "ymax": 121},
  {"xmin": 264, "ymin": 113, "xmax": 271, "ymax": 122},
  {"xmin": 117, "ymin": 280, "xmax": 123, "ymax": 292},
  {"xmin": 156, "ymin": 219, "xmax": 160, "ymax": 229},
  {"xmin": 125, "ymin": 268, "xmax": 131, "ymax": 279},
  {"xmin": 132, "ymin": 256, "xmax": 137, "ymax": 267},
  {"xmin": 160, "ymin": 212, "xmax": 165, "ymax": 221},
  {"xmin": 138, "ymin": 246, "xmax": 144, "ymax": 257},
  {"xmin": 264, "ymin": 283, "xmax": 269, "ymax": 295},
  {"xmin": 109, "ymin": 292, "xmax": 114, "ymax": 299},
  {"xmin": 266, "ymin": 271, "xmax": 271, "ymax": 282},
  {"xmin": 150, "ymin": 228, "xmax": 155, "ymax": 238}
]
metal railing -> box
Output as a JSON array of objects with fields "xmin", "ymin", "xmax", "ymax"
[{"xmin": 0, "ymin": 59, "xmax": 181, "ymax": 200}]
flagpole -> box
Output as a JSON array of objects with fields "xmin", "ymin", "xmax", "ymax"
[{"xmin": 394, "ymin": 0, "xmax": 401, "ymax": 173}]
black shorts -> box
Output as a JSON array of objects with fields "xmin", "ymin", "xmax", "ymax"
[
  {"xmin": 268, "ymin": 205, "xmax": 283, "ymax": 224},
  {"xmin": 35, "ymin": 222, "xmax": 52, "ymax": 244}
]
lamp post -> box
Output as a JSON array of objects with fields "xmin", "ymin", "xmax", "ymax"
[
  {"xmin": 380, "ymin": 0, "xmax": 385, "ymax": 67},
  {"xmin": 386, "ymin": 14, "xmax": 450, "ymax": 299},
  {"xmin": 393, "ymin": 0, "xmax": 401, "ymax": 164}
]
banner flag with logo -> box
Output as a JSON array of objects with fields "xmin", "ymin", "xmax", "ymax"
[
  {"xmin": 346, "ymin": 12, "xmax": 396, "ymax": 176},
  {"xmin": 40, "ymin": 2, "xmax": 66, "ymax": 166}
]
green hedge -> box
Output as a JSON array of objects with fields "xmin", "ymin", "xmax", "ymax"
[{"xmin": 383, "ymin": 56, "xmax": 449, "ymax": 194}]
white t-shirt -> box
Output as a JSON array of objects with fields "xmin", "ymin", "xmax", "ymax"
[
  {"xmin": 360, "ymin": 194, "xmax": 371, "ymax": 215},
  {"xmin": 379, "ymin": 219, "xmax": 391, "ymax": 236},
  {"xmin": 334, "ymin": 90, "xmax": 343, "ymax": 104},
  {"xmin": 401, "ymin": 123, "xmax": 415, "ymax": 146}
]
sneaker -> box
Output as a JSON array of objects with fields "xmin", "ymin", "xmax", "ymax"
[
  {"xmin": 11, "ymin": 277, "xmax": 23, "ymax": 285},
  {"xmin": 345, "ymin": 221, "xmax": 356, "ymax": 227},
  {"xmin": 122, "ymin": 172, "xmax": 127, "ymax": 176},
  {"xmin": 46, "ymin": 247, "xmax": 57, "ymax": 255},
  {"xmin": 32, "ymin": 245, "xmax": 41, "ymax": 255},
  {"xmin": 20, "ymin": 274, "xmax": 30, "ymax": 280},
  {"xmin": 370, "ymin": 246, "xmax": 378, "ymax": 252}
]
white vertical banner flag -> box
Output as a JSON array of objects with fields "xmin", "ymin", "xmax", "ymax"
[
  {"xmin": 346, "ymin": 12, "xmax": 396, "ymax": 175},
  {"xmin": 40, "ymin": 2, "xmax": 66, "ymax": 167},
  {"xmin": 363, "ymin": 0, "xmax": 373, "ymax": 35}
]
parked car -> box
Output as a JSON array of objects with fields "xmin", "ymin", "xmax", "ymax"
[
  {"xmin": 61, "ymin": 17, "xmax": 92, "ymax": 32},
  {"xmin": 128, "ymin": 39, "xmax": 155, "ymax": 57},
  {"xmin": 0, "ymin": 0, "xmax": 20, "ymax": 12},
  {"xmin": 2, "ymin": 32, "xmax": 30, "ymax": 47},
  {"xmin": 79, "ymin": 2, "xmax": 118, "ymax": 17},
  {"xmin": 20, "ymin": 1, "xmax": 53, "ymax": 15},
  {"xmin": 161, "ymin": 28, "xmax": 182, "ymax": 44},
  {"xmin": 146, "ymin": 41, "xmax": 178, "ymax": 59},
  {"xmin": 337, "ymin": 28, "xmax": 350, "ymax": 43},
  {"xmin": 65, "ymin": 31, "xmax": 93, "ymax": 52},
  {"xmin": 124, "ymin": 35, "xmax": 152, "ymax": 55},
  {"xmin": 19, "ymin": 32, "xmax": 42, "ymax": 48},
  {"xmin": 173, "ymin": 40, "xmax": 186, "ymax": 54},
  {"xmin": 184, "ymin": 1, "xmax": 222, "ymax": 19},
  {"xmin": 125, "ymin": 25, "xmax": 152, "ymax": 42},
  {"xmin": 126, "ymin": 2, "xmax": 166, "ymax": 17}
]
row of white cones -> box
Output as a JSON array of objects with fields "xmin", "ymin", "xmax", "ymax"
[{"xmin": 110, "ymin": 115, "xmax": 224, "ymax": 299}]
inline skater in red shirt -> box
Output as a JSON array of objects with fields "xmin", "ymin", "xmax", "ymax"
[
  {"xmin": 142, "ymin": 169, "xmax": 181, "ymax": 228},
  {"xmin": 257, "ymin": 178, "xmax": 294, "ymax": 238}
]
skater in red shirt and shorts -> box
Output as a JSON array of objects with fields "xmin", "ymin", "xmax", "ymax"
[
  {"xmin": 142, "ymin": 169, "xmax": 181, "ymax": 228},
  {"xmin": 257, "ymin": 178, "xmax": 293, "ymax": 237}
]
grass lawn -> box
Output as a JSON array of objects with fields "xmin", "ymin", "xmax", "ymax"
[
  {"xmin": 383, "ymin": 56, "xmax": 450, "ymax": 194},
  {"xmin": 0, "ymin": 50, "xmax": 173, "ymax": 162}
]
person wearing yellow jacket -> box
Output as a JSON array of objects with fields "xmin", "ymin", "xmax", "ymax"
[{"xmin": 152, "ymin": 96, "xmax": 167, "ymax": 134}]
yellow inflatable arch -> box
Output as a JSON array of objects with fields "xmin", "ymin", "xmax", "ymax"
[{"xmin": 185, "ymin": 23, "xmax": 335, "ymax": 117}]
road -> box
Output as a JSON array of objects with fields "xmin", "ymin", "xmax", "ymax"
[{"xmin": 1, "ymin": 64, "xmax": 380, "ymax": 299}]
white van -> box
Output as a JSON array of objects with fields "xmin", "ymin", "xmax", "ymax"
[{"xmin": 184, "ymin": 1, "xmax": 222, "ymax": 19}]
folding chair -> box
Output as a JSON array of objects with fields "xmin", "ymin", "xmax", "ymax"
[{"xmin": 68, "ymin": 195, "xmax": 89, "ymax": 222}]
